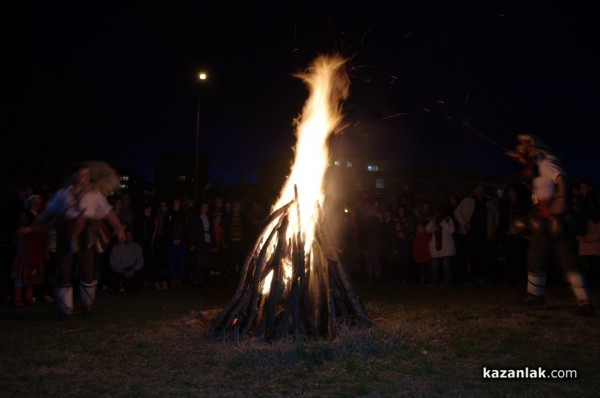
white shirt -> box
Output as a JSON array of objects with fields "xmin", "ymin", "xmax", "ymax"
[
  {"xmin": 48, "ymin": 186, "xmax": 112, "ymax": 220},
  {"xmin": 533, "ymin": 157, "xmax": 563, "ymax": 200}
]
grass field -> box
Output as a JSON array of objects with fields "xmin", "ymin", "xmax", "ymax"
[{"xmin": 1, "ymin": 278, "xmax": 598, "ymax": 398}]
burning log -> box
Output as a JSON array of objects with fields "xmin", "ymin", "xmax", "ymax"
[
  {"xmin": 209, "ymin": 193, "xmax": 371, "ymax": 341},
  {"xmin": 209, "ymin": 55, "xmax": 372, "ymax": 341}
]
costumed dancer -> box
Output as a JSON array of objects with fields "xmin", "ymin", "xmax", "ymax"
[
  {"xmin": 32, "ymin": 161, "xmax": 125, "ymax": 318},
  {"xmin": 507, "ymin": 135, "xmax": 595, "ymax": 316}
]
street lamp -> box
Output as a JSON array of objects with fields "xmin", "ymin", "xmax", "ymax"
[{"xmin": 194, "ymin": 71, "xmax": 207, "ymax": 206}]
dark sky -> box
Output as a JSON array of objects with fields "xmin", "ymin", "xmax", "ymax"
[{"xmin": 4, "ymin": 2, "xmax": 600, "ymax": 187}]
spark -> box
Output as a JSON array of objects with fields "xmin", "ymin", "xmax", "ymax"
[
  {"xmin": 464, "ymin": 91, "xmax": 471, "ymax": 106},
  {"xmin": 386, "ymin": 73, "xmax": 399, "ymax": 84},
  {"xmin": 382, "ymin": 113, "xmax": 409, "ymax": 120},
  {"xmin": 293, "ymin": 24, "xmax": 298, "ymax": 44}
]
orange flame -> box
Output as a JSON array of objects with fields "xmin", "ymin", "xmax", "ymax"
[
  {"xmin": 261, "ymin": 55, "xmax": 349, "ymax": 294},
  {"xmin": 273, "ymin": 55, "xmax": 349, "ymax": 249}
]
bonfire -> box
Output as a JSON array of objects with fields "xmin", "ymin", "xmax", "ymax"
[{"xmin": 209, "ymin": 55, "xmax": 371, "ymax": 341}]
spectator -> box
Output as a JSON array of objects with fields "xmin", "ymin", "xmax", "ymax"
[
  {"xmin": 576, "ymin": 180, "xmax": 600, "ymax": 287},
  {"xmin": 454, "ymin": 184, "xmax": 498, "ymax": 284},
  {"xmin": 426, "ymin": 203, "xmax": 456, "ymax": 286},
  {"xmin": 11, "ymin": 195, "xmax": 47, "ymax": 307},
  {"xmin": 224, "ymin": 202, "xmax": 247, "ymax": 279},
  {"xmin": 209, "ymin": 212, "xmax": 228, "ymax": 279},
  {"xmin": 152, "ymin": 201, "xmax": 169, "ymax": 290},
  {"xmin": 135, "ymin": 201, "xmax": 155, "ymax": 288},
  {"xmin": 412, "ymin": 223, "xmax": 432, "ymax": 284},
  {"xmin": 390, "ymin": 221, "xmax": 412, "ymax": 283},
  {"xmin": 165, "ymin": 199, "xmax": 188, "ymax": 286},
  {"xmin": 496, "ymin": 183, "xmax": 531, "ymax": 283},
  {"xmin": 359, "ymin": 199, "xmax": 385, "ymax": 282},
  {"xmin": 189, "ymin": 201, "xmax": 211, "ymax": 286},
  {"xmin": 109, "ymin": 229, "xmax": 144, "ymax": 292}
]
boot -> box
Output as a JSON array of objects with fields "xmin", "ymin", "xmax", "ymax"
[
  {"xmin": 80, "ymin": 280, "xmax": 98, "ymax": 314},
  {"xmin": 525, "ymin": 272, "xmax": 546, "ymax": 307},
  {"xmin": 23, "ymin": 286, "xmax": 37, "ymax": 305},
  {"xmin": 55, "ymin": 286, "xmax": 74, "ymax": 317},
  {"xmin": 12, "ymin": 286, "xmax": 24, "ymax": 308}
]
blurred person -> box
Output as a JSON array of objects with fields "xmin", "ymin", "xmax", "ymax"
[
  {"xmin": 507, "ymin": 134, "xmax": 595, "ymax": 315},
  {"xmin": 380, "ymin": 208, "xmax": 398, "ymax": 280},
  {"xmin": 454, "ymin": 184, "xmax": 498, "ymax": 284},
  {"xmin": 119, "ymin": 193, "xmax": 135, "ymax": 231},
  {"xmin": 209, "ymin": 212, "xmax": 228, "ymax": 279},
  {"xmin": 109, "ymin": 229, "xmax": 144, "ymax": 292},
  {"xmin": 152, "ymin": 200, "xmax": 169, "ymax": 289},
  {"xmin": 165, "ymin": 198, "xmax": 188, "ymax": 286},
  {"xmin": 575, "ymin": 180, "xmax": 600, "ymax": 287},
  {"xmin": 412, "ymin": 223, "xmax": 432, "ymax": 284},
  {"xmin": 189, "ymin": 201, "xmax": 211, "ymax": 286},
  {"xmin": 396, "ymin": 204, "xmax": 418, "ymax": 242},
  {"xmin": 31, "ymin": 161, "xmax": 125, "ymax": 318},
  {"xmin": 426, "ymin": 203, "xmax": 456, "ymax": 286},
  {"xmin": 112, "ymin": 197, "xmax": 127, "ymax": 229},
  {"xmin": 245, "ymin": 200, "xmax": 265, "ymax": 243},
  {"xmin": 577, "ymin": 219, "xmax": 600, "ymax": 288},
  {"xmin": 359, "ymin": 199, "xmax": 385, "ymax": 282},
  {"xmin": 339, "ymin": 201, "xmax": 361, "ymax": 279},
  {"xmin": 496, "ymin": 183, "xmax": 531, "ymax": 283},
  {"xmin": 224, "ymin": 201, "xmax": 247, "ymax": 280},
  {"xmin": 11, "ymin": 195, "xmax": 47, "ymax": 307},
  {"xmin": 390, "ymin": 221, "xmax": 412, "ymax": 283},
  {"xmin": 211, "ymin": 196, "xmax": 224, "ymax": 217},
  {"xmin": 448, "ymin": 193, "xmax": 468, "ymax": 283},
  {"xmin": 135, "ymin": 201, "xmax": 155, "ymax": 289}
]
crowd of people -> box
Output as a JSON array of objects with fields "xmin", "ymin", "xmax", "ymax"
[
  {"xmin": 1, "ymin": 162, "xmax": 270, "ymax": 318},
  {"xmin": 2, "ymin": 135, "xmax": 599, "ymax": 317}
]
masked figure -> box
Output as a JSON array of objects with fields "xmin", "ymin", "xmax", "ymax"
[{"xmin": 507, "ymin": 135, "xmax": 595, "ymax": 316}]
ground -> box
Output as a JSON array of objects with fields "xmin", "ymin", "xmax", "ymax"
[{"xmin": 1, "ymin": 278, "xmax": 598, "ymax": 397}]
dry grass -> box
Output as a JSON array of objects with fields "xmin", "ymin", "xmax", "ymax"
[{"xmin": 1, "ymin": 280, "xmax": 599, "ymax": 397}]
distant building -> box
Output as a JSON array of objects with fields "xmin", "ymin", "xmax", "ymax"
[{"xmin": 257, "ymin": 155, "xmax": 507, "ymax": 211}]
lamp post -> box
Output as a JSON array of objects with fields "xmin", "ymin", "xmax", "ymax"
[{"xmin": 194, "ymin": 72, "xmax": 207, "ymax": 206}]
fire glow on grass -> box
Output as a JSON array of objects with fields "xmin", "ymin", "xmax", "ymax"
[{"xmin": 260, "ymin": 55, "xmax": 349, "ymax": 295}]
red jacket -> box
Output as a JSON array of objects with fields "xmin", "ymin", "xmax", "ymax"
[{"xmin": 412, "ymin": 231, "xmax": 432, "ymax": 264}]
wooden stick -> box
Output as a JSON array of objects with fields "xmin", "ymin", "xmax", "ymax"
[{"xmin": 241, "ymin": 209, "xmax": 289, "ymax": 337}]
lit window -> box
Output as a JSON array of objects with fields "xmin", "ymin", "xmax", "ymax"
[
  {"xmin": 346, "ymin": 161, "xmax": 352, "ymax": 168},
  {"xmin": 334, "ymin": 160, "xmax": 341, "ymax": 167},
  {"xmin": 375, "ymin": 179, "xmax": 385, "ymax": 189},
  {"xmin": 367, "ymin": 164, "xmax": 379, "ymax": 171}
]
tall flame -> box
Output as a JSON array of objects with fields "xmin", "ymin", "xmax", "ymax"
[
  {"xmin": 209, "ymin": 55, "xmax": 371, "ymax": 338},
  {"xmin": 271, "ymin": 55, "xmax": 349, "ymax": 252}
]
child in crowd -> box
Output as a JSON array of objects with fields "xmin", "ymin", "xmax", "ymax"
[{"xmin": 412, "ymin": 223, "xmax": 431, "ymax": 284}]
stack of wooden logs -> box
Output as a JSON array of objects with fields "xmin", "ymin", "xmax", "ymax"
[{"xmin": 209, "ymin": 195, "xmax": 371, "ymax": 341}]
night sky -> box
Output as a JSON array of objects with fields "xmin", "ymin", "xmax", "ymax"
[{"xmin": 4, "ymin": 2, "xmax": 600, "ymax": 188}]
